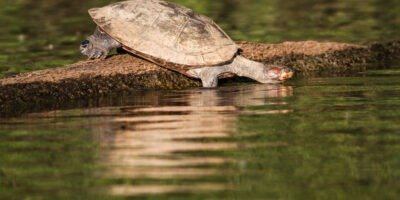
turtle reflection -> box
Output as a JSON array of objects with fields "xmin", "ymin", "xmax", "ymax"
[{"xmin": 99, "ymin": 84, "xmax": 293, "ymax": 196}]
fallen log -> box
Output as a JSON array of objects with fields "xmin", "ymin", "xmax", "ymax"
[{"xmin": 1, "ymin": 40, "xmax": 399, "ymax": 116}]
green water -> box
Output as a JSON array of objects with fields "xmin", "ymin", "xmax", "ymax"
[
  {"xmin": 2, "ymin": 75, "xmax": 400, "ymax": 199},
  {"xmin": 1, "ymin": 0, "xmax": 400, "ymax": 199}
]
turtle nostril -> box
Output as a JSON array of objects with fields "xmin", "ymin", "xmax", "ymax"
[{"xmin": 80, "ymin": 40, "xmax": 90, "ymax": 46}]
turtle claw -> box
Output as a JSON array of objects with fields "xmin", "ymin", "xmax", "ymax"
[
  {"xmin": 80, "ymin": 37, "xmax": 111, "ymax": 60},
  {"xmin": 87, "ymin": 49, "xmax": 107, "ymax": 60},
  {"xmin": 99, "ymin": 53, "xmax": 108, "ymax": 60}
]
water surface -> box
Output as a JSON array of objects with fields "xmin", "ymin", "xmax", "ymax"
[{"xmin": 2, "ymin": 73, "xmax": 400, "ymax": 199}]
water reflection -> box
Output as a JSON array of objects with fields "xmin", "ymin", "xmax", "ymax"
[
  {"xmin": 3, "ymin": 74, "xmax": 400, "ymax": 199},
  {"xmin": 97, "ymin": 84, "xmax": 293, "ymax": 196}
]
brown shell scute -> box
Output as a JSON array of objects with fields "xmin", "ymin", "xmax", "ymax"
[{"xmin": 89, "ymin": 0, "xmax": 238, "ymax": 67}]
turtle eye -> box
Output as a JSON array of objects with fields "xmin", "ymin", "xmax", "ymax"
[{"xmin": 80, "ymin": 40, "xmax": 90, "ymax": 47}]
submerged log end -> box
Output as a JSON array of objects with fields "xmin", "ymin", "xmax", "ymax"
[{"xmin": 0, "ymin": 55, "xmax": 200, "ymax": 115}]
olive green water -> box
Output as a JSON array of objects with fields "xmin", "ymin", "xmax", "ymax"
[{"xmin": 1, "ymin": 0, "xmax": 400, "ymax": 199}]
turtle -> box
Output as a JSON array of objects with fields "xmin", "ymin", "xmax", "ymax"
[{"xmin": 79, "ymin": 0, "xmax": 293, "ymax": 87}]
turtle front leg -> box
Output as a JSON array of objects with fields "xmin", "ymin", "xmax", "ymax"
[
  {"xmin": 187, "ymin": 55, "xmax": 294, "ymax": 88},
  {"xmin": 80, "ymin": 27, "xmax": 121, "ymax": 59},
  {"xmin": 187, "ymin": 66, "xmax": 229, "ymax": 88}
]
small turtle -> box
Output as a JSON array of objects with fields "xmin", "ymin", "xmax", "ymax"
[{"xmin": 80, "ymin": 0, "xmax": 293, "ymax": 87}]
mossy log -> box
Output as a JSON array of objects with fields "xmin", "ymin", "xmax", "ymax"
[{"xmin": 1, "ymin": 40, "xmax": 400, "ymax": 116}]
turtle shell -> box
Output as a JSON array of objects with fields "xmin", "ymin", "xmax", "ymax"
[{"xmin": 88, "ymin": 0, "xmax": 238, "ymax": 72}]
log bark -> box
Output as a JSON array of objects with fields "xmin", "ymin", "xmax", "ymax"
[{"xmin": 1, "ymin": 40, "xmax": 399, "ymax": 116}]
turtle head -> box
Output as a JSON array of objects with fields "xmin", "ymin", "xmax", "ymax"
[{"xmin": 261, "ymin": 65, "xmax": 294, "ymax": 83}]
